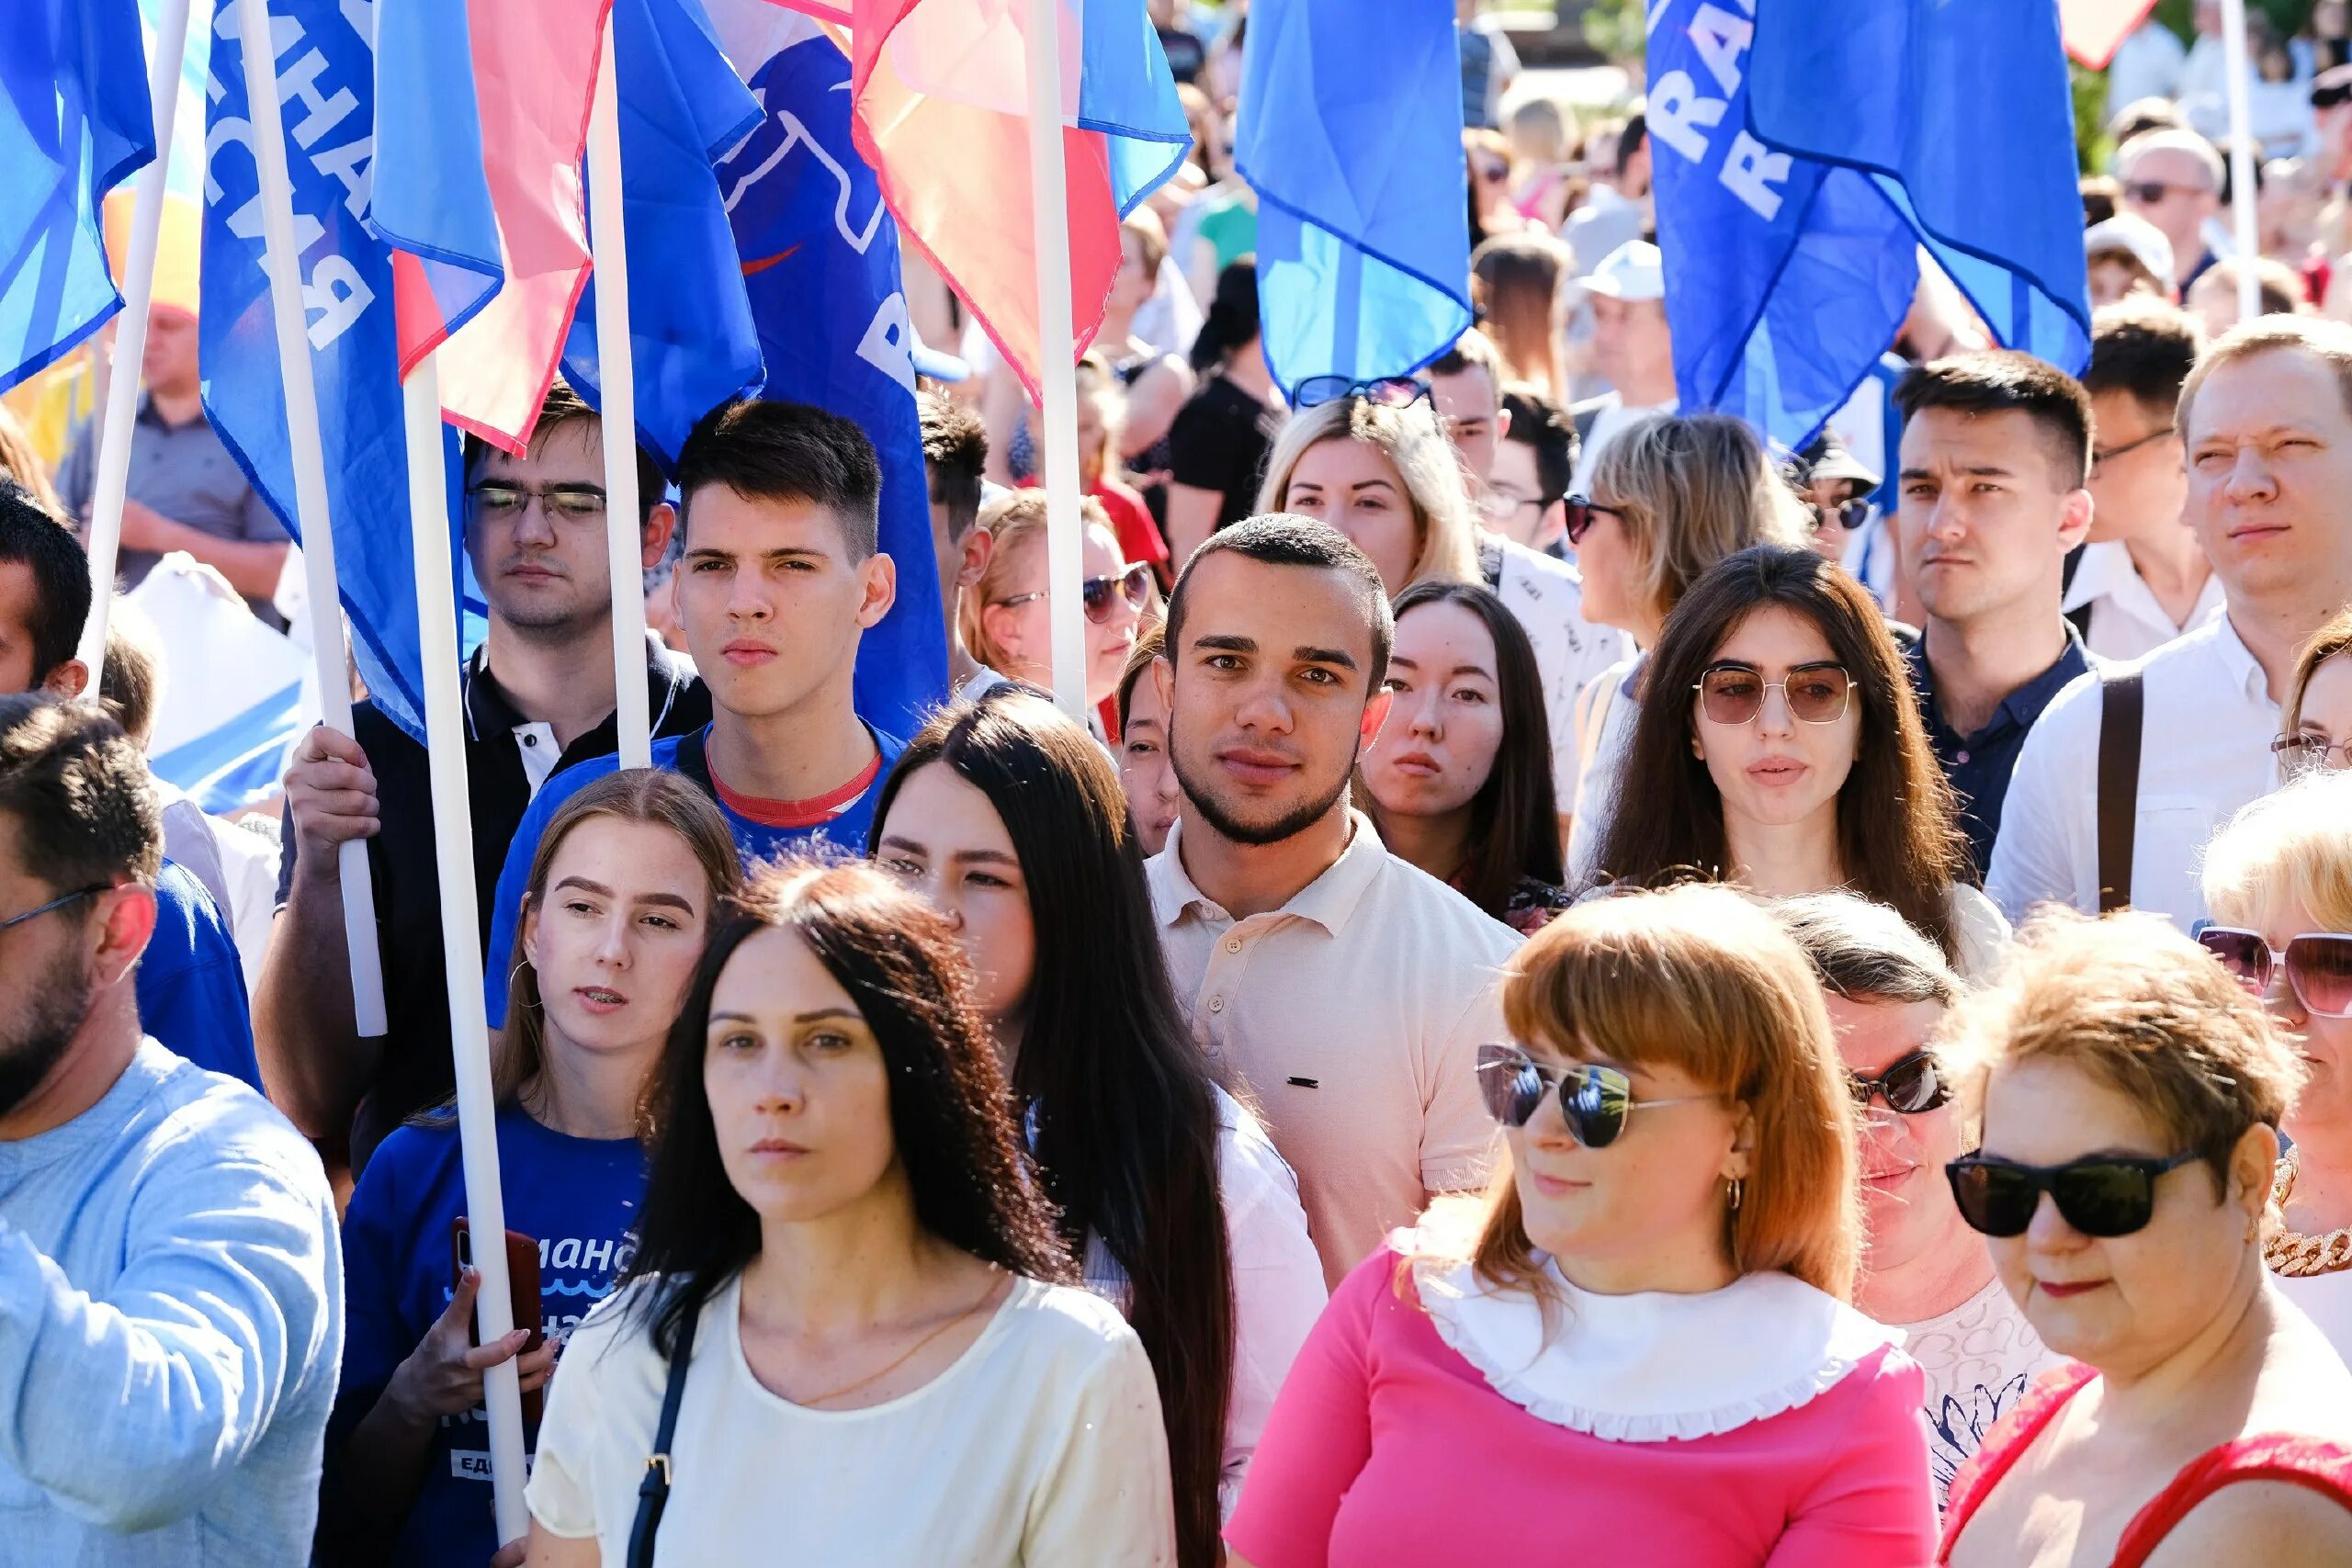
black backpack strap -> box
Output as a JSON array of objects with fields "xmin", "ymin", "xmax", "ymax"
[
  {"xmin": 2096, "ymin": 669, "xmax": 2146, "ymax": 915},
  {"xmin": 627, "ymin": 1305, "xmax": 700, "ymax": 1568}
]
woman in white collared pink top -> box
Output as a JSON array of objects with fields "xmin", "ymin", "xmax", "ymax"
[{"xmin": 1226, "ymin": 883, "xmax": 1936, "ymax": 1567}]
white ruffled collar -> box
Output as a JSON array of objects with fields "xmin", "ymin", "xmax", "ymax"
[{"xmin": 1413, "ymin": 1248, "xmax": 1904, "ymax": 1443}]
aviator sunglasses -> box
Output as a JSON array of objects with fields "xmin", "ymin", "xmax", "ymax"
[
  {"xmin": 1945, "ymin": 1149, "xmax": 2205, "ymax": 1238},
  {"xmin": 1848, "ymin": 1048, "xmax": 1950, "ymax": 1115},
  {"xmin": 995, "ymin": 561, "xmax": 1153, "ymax": 626},
  {"xmin": 2195, "ymin": 925, "xmax": 2352, "ymax": 1019},
  {"xmin": 1692, "ymin": 662, "xmax": 1855, "ymax": 727},
  {"xmin": 1475, "ymin": 1042, "xmax": 1714, "ymax": 1149}
]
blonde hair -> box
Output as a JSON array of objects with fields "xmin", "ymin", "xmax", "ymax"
[
  {"xmin": 1429, "ymin": 883, "xmax": 1860, "ymax": 1303},
  {"xmin": 1585, "ymin": 411, "xmax": 1812, "ymax": 626},
  {"xmin": 1941, "ymin": 908, "xmax": 2303, "ymax": 1191},
  {"xmin": 2203, "ymin": 770, "xmax": 2352, "ymax": 933},
  {"xmin": 1255, "ymin": 398, "xmax": 1480, "ymax": 592},
  {"xmin": 961, "ymin": 488, "xmax": 1116, "ymax": 675},
  {"xmin": 0, "ymin": 404, "xmax": 59, "ymax": 514}
]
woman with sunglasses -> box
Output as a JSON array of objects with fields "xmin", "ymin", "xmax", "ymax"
[
  {"xmin": 1227, "ymin": 884, "xmax": 1936, "ymax": 1568},
  {"xmin": 960, "ymin": 489, "xmax": 1153, "ymax": 728},
  {"xmin": 520, "ymin": 859, "xmax": 1175, "ymax": 1564},
  {"xmin": 1256, "ymin": 387, "xmax": 1480, "ymax": 597},
  {"xmin": 2202, "ymin": 769, "xmax": 2352, "ymax": 1358},
  {"xmin": 870, "ymin": 693, "xmax": 1325, "ymax": 1565},
  {"xmin": 1592, "ymin": 545, "xmax": 2005, "ymax": 976},
  {"xmin": 1563, "ymin": 412, "xmax": 1813, "ymax": 880},
  {"xmin": 2272, "ymin": 607, "xmax": 2352, "ymax": 784},
  {"xmin": 1359, "ymin": 581, "xmax": 1571, "ymax": 933},
  {"xmin": 1935, "ymin": 908, "xmax": 2352, "ymax": 1568}
]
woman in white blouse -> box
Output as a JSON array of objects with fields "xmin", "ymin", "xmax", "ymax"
[
  {"xmin": 520, "ymin": 858, "xmax": 1173, "ymax": 1566},
  {"xmin": 871, "ymin": 690, "xmax": 1327, "ymax": 1564}
]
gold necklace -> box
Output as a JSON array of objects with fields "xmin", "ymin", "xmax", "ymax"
[
  {"xmin": 793, "ymin": 1273, "xmax": 1003, "ymax": 1408},
  {"xmin": 2265, "ymin": 1150, "xmax": 2352, "ymax": 1279}
]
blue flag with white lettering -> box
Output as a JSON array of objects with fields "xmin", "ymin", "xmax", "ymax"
[
  {"xmin": 0, "ymin": 0, "xmax": 155, "ymax": 392},
  {"xmin": 1649, "ymin": 0, "xmax": 2089, "ymax": 451},
  {"xmin": 1237, "ymin": 0, "xmax": 1472, "ymax": 398},
  {"xmin": 708, "ymin": 3, "xmax": 947, "ymax": 738},
  {"xmin": 201, "ymin": 0, "xmax": 429, "ymax": 742}
]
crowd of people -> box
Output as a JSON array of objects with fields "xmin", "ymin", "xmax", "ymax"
[{"xmin": 9, "ymin": 2, "xmax": 2352, "ymax": 1565}]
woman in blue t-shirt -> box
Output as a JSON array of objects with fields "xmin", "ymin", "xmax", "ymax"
[{"xmin": 322, "ymin": 771, "xmax": 742, "ymax": 1567}]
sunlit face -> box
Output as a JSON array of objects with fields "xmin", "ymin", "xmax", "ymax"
[
  {"xmin": 1897, "ymin": 407, "xmax": 2086, "ymax": 630},
  {"xmin": 1282, "ymin": 437, "xmax": 1422, "ymax": 595},
  {"xmin": 1976, "ymin": 1055, "xmax": 2259, "ymax": 1378},
  {"xmin": 1825, "ymin": 993, "xmax": 1969, "ymax": 1284},
  {"xmin": 2184, "ymin": 349, "xmax": 2352, "ymax": 606},
  {"xmin": 873, "ymin": 762, "xmax": 1036, "ymax": 1031},
  {"xmin": 2119, "ymin": 146, "xmax": 2219, "ymax": 259},
  {"xmin": 1486, "ymin": 438, "xmax": 1559, "ymax": 549},
  {"xmin": 1590, "ymin": 294, "xmax": 1672, "ymax": 395},
  {"xmin": 2086, "ymin": 389, "xmax": 2187, "ymax": 547},
  {"xmin": 521, "ymin": 817, "xmax": 715, "ymax": 1061},
  {"xmin": 2291, "ymin": 652, "xmax": 2352, "ymax": 775},
  {"xmin": 980, "ymin": 524, "xmax": 1136, "ymax": 704},
  {"xmin": 674, "ymin": 490, "xmax": 892, "ymax": 722},
  {"xmin": 1118, "ymin": 671, "xmax": 1182, "ymax": 856},
  {"xmin": 1692, "ymin": 605, "xmax": 1860, "ymax": 846},
  {"xmin": 1111, "ymin": 226, "xmax": 1155, "ymax": 314},
  {"xmin": 1570, "ymin": 491, "xmax": 1647, "ymax": 635},
  {"xmin": 140, "ymin": 304, "xmax": 199, "ymax": 394},
  {"xmin": 467, "ymin": 421, "xmax": 662, "ymax": 639},
  {"xmin": 1363, "ymin": 599, "xmax": 1505, "ymax": 827},
  {"xmin": 1430, "ymin": 363, "xmax": 1501, "ymax": 487},
  {"xmin": 2249, "ymin": 892, "xmax": 2352, "ymax": 1153},
  {"xmin": 2087, "ymin": 256, "xmax": 2157, "ymax": 311},
  {"xmin": 705, "ymin": 926, "xmax": 900, "ymax": 1224}
]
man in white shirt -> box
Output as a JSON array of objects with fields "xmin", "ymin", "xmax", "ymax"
[
  {"xmin": 2070, "ymin": 299, "xmax": 2225, "ymax": 661},
  {"xmin": 1146, "ymin": 515, "xmax": 1516, "ymax": 1285},
  {"xmin": 1991, "ymin": 316, "xmax": 2352, "ymax": 931},
  {"xmin": 1568, "ymin": 242, "xmax": 1679, "ymax": 495}
]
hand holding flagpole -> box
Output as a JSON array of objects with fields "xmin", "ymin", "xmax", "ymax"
[
  {"xmin": 1024, "ymin": 0, "xmax": 1090, "ymax": 721},
  {"xmin": 587, "ymin": 22, "xmax": 651, "ymax": 769}
]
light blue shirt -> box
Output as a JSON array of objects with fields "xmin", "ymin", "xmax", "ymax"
[{"xmin": 0, "ymin": 1039, "xmax": 342, "ymax": 1564}]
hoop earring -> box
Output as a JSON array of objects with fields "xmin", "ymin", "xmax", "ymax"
[
  {"xmin": 510, "ymin": 963, "xmax": 539, "ymax": 1010},
  {"xmin": 1727, "ymin": 1177, "xmax": 1745, "ymax": 1213}
]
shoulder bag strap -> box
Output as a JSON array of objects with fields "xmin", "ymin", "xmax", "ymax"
[
  {"xmin": 2096, "ymin": 669, "xmax": 2146, "ymax": 915},
  {"xmin": 627, "ymin": 1304, "xmax": 701, "ymax": 1568}
]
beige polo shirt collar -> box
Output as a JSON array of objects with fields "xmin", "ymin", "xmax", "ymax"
[{"xmin": 1148, "ymin": 809, "xmax": 1388, "ymax": 940}]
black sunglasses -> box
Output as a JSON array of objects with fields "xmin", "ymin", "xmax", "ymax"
[
  {"xmin": 1563, "ymin": 495, "xmax": 1626, "ymax": 547},
  {"xmin": 1848, "ymin": 1048, "xmax": 1950, "ymax": 1115},
  {"xmin": 1475, "ymin": 1043, "xmax": 1713, "ymax": 1148},
  {"xmin": 1946, "ymin": 1149, "xmax": 2205, "ymax": 1238},
  {"xmin": 1293, "ymin": 375, "xmax": 1432, "ymax": 411}
]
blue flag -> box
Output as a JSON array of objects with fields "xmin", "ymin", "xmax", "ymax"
[
  {"xmin": 201, "ymin": 0, "xmax": 429, "ymax": 742},
  {"xmin": 708, "ymin": 3, "xmax": 947, "ymax": 739},
  {"xmin": 1236, "ymin": 0, "xmax": 1472, "ymax": 399},
  {"xmin": 1649, "ymin": 0, "xmax": 2089, "ymax": 452},
  {"xmin": 563, "ymin": 0, "xmax": 765, "ymax": 473},
  {"xmin": 369, "ymin": 0, "xmax": 503, "ymax": 355},
  {"xmin": 1077, "ymin": 0, "xmax": 1193, "ymax": 218},
  {"xmin": 0, "ymin": 0, "xmax": 155, "ymax": 392}
]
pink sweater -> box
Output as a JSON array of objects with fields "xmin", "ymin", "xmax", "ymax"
[{"xmin": 1227, "ymin": 1246, "xmax": 1936, "ymax": 1568}]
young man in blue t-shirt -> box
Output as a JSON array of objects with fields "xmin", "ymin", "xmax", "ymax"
[{"xmin": 482, "ymin": 400, "xmax": 903, "ymax": 1026}]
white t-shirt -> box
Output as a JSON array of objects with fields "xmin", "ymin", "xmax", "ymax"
[
  {"xmin": 1897, "ymin": 1274, "xmax": 2058, "ymax": 1514},
  {"xmin": 526, "ymin": 1272, "xmax": 1176, "ymax": 1565},
  {"xmin": 1480, "ymin": 533, "xmax": 1632, "ymax": 818}
]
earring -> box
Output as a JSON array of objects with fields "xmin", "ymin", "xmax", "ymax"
[{"xmin": 1727, "ymin": 1177, "xmax": 1745, "ymax": 1213}]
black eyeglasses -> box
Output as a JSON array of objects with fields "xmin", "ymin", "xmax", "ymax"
[
  {"xmin": 1848, "ymin": 1048, "xmax": 1951, "ymax": 1115},
  {"xmin": 1475, "ymin": 1042, "xmax": 1714, "ymax": 1148},
  {"xmin": 1946, "ymin": 1149, "xmax": 2205, "ymax": 1238},
  {"xmin": 2122, "ymin": 179, "xmax": 2211, "ymax": 206},
  {"xmin": 0, "ymin": 885, "xmax": 107, "ymax": 935},
  {"xmin": 1563, "ymin": 495, "xmax": 1626, "ymax": 547},
  {"xmin": 2089, "ymin": 425, "xmax": 2175, "ymax": 474},
  {"xmin": 1293, "ymin": 376, "xmax": 1432, "ymax": 412},
  {"xmin": 1815, "ymin": 496, "xmax": 1872, "ymax": 532}
]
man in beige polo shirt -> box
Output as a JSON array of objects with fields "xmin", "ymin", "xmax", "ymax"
[{"xmin": 1145, "ymin": 514, "xmax": 1520, "ymax": 1286}]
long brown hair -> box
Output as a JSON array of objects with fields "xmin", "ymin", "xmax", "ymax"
[
  {"xmin": 1594, "ymin": 545, "xmax": 1970, "ymax": 961},
  {"xmin": 1470, "ymin": 231, "xmax": 1569, "ymax": 400}
]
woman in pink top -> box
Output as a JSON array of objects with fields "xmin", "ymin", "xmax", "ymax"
[{"xmin": 1226, "ymin": 884, "xmax": 1936, "ymax": 1567}]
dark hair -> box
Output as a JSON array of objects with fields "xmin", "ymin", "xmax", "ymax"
[
  {"xmin": 675, "ymin": 398, "xmax": 883, "ymax": 558},
  {"xmin": 1773, "ymin": 889, "xmax": 1962, "ymax": 1008},
  {"xmin": 1190, "ymin": 256, "xmax": 1261, "ymax": 374},
  {"xmin": 622, "ymin": 857, "xmax": 1073, "ymax": 1358},
  {"xmin": 1163, "ymin": 512, "xmax": 1396, "ymax": 692},
  {"xmin": 2080, "ymin": 174, "xmax": 2121, "ymax": 227},
  {"xmin": 1893, "ymin": 350, "xmax": 2095, "ymax": 489},
  {"xmin": 2084, "ymin": 298, "xmax": 2206, "ymax": 414},
  {"xmin": 1616, "ymin": 110, "xmax": 1647, "ymax": 176},
  {"xmin": 1367, "ymin": 581, "xmax": 1563, "ymax": 916},
  {"xmin": 919, "ymin": 391, "xmax": 988, "ymax": 545},
  {"xmin": 1594, "ymin": 545, "xmax": 1971, "ymax": 961},
  {"xmin": 1499, "ymin": 382, "xmax": 1576, "ymax": 503},
  {"xmin": 870, "ymin": 693, "xmax": 1234, "ymax": 1568},
  {"xmin": 459, "ymin": 378, "xmax": 664, "ymax": 525},
  {"xmin": 0, "ymin": 479, "xmax": 89, "ymax": 686},
  {"xmin": 1115, "ymin": 624, "xmax": 1166, "ymax": 731},
  {"xmin": 0, "ymin": 694, "xmax": 160, "ymax": 891}
]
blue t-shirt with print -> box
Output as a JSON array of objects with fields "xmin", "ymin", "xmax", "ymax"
[
  {"xmin": 136, "ymin": 860, "xmax": 261, "ymax": 1092},
  {"xmin": 330, "ymin": 1105, "xmax": 647, "ymax": 1567},
  {"xmin": 481, "ymin": 721, "xmax": 904, "ymax": 1028}
]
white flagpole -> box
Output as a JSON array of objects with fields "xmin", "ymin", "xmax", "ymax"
[
  {"xmin": 1024, "ymin": 0, "xmax": 1091, "ymax": 721},
  {"xmin": 236, "ymin": 0, "xmax": 389, "ymax": 1038},
  {"xmin": 401, "ymin": 355, "xmax": 529, "ymax": 1544},
  {"xmin": 587, "ymin": 22, "xmax": 650, "ymax": 768},
  {"xmin": 2220, "ymin": 0, "xmax": 2262, "ymax": 321},
  {"xmin": 77, "ymin": 0, "xmax": 194, "ymax": 682}
]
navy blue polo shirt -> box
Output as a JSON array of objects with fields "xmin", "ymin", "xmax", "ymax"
[{"xmin": 1905, "ymin": 625, "xmax": 2092, "ymax": 878}]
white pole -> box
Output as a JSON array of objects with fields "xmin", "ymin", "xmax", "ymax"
[
  {"xmin": 2220, "ymin": 0, "xmax": 2262, "ymax": 321},
  {"xmin": 236, "ymin": 0, "xmax": 389, "ymax": 1037},
  {"xmin": 587, "ymin": 23, "xmax": 650, "ymax": 768},
  {"xmin": 1023, "ymin": 0, "xmax": 1090, "ymax": 721},
  {"xmin": 77, "ymin": 0, "xmax": 194, "ymax": 682},
  {"xmin": 401, "ymin": 355, "xmax": 529, "ymax": 1545}
]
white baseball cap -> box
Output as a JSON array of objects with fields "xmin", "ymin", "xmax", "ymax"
[
  {"xmin": 2085, "ymin": 214, "xmax": 2177, "ymax": 294},
  {"xmin": 1577, "ymin": 240, "xmax": 1666, "ymax": 302}
]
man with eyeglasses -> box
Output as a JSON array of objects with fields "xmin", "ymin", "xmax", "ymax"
[
  {"xmin": 2070, "ymin": 299, "xmax": 2224, "ymax": 662},
  {"xmin": 2115, "ymin": 129, "xmax": 2225, "ymax": 297},
  {"xmin": 0, "ymin": 694, "xmax": 341, "ymax": 1564},
  {"xmin": 256, "ymin": 381, "xmax": 709, "ymax": 1173},
  {"xmin": 1776, "ymin": 891, "xmax": 2056, "ymax": 1512}
]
